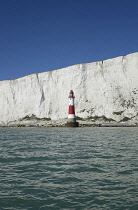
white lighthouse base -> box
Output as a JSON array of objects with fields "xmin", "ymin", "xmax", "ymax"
[{"xmin": 67, "ymin": 117, "xmax": 76, "ymax": 123}]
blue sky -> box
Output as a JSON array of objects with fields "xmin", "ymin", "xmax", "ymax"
[{"xmin": 0, "ymin": 0, "xmax": 138, "ymax": 81}]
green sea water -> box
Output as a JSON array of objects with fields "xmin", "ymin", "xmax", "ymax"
[{"xmin": 0, "ymin": 127, "xmax": 138, "ymax": 209}]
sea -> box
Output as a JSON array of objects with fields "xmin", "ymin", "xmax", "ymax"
[{"xmin": 0, "ymin": 127, "xmax": 138, "ymax": 210}]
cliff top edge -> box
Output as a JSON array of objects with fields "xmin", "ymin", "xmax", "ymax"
[{"xmin": 1, "ymin": 52, "xmax": 138, "ymax": 82}]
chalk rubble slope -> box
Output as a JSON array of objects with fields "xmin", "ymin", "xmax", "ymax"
[{"xmin": 1, "ymin": 52, "xmax": 138, "ymax": 126}]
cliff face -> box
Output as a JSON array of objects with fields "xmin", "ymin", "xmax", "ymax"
[{"xmin": 1, "ymin": 52, "xmax": 138, "ymax": 126}]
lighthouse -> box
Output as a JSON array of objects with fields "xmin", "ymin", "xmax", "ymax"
[{"xmin": 67, "ymin": 90, "xmax": 79, "ymax": 127}]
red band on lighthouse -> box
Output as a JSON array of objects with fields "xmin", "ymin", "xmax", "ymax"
[{"xmin": 68, "ymin": 105, "xmax": 75, "ymax": 114}]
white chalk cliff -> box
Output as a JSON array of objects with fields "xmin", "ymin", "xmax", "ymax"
[{"xmin": 1, "ymin": 52, "xmax": 138, "ymax": 126}]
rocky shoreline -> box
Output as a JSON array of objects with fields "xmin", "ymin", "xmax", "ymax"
[{"xmin": 0, "ymin": 118, "xmax": 138, "ymax": 127}]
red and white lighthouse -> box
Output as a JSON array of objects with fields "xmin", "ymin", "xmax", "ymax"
[
  {"xmin": 67, "ymin": 90, "xmax": 79, "ymax": 127},
  {"xmin": 68, "ymin": 90, "xmax": 76, "ymax": 122}
]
